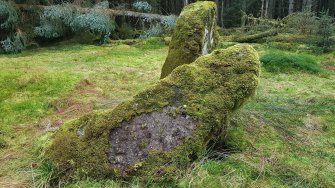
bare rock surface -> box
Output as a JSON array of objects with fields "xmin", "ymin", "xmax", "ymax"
[{"xmin": 108, "ymin": 106, "xmax": 195, "ymax": 171}]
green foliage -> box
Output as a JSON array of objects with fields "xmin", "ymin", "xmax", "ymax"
[
  {"xmin": 283, "ymin": 11, "xmax": 319, "ymax": 34},
  {"xmin": 34, "ymin": 4, "xmax": 76, "ymax": 38},
  {"xmin": 73, "ymin": 10, "xmax": 114, "ymax": 43},
  {"xmin": 139, "ymin": 15, "xmax": 176, "ymax": 38},
  {"xmin": 140, "ymin": 23, "xmax": 161, "ymax": 38},
  {"xmin": 260, "ymin": 51, "xmax": 321, "ymax": 73},
  {"xmin": 160, "ymin": 15, "xmax": 177, "ymax": 30},
  {"xmin": 93, "ymin": 1, "xmax": 109, "ymax": 9},
  {"xmin": 0, "ymin": 31, "xmax": 26, "ymax": 53},
  {"xmin": 0, "ymin": 0, "xmax": 18, "ymax": 30},
  {"xmin": 35, "ymin": 2, "xmax": 115, "ymax": 44},
  {"xmin": 132, "ymin": 1, "xmax": 152, "ymax": 13},
  {"xmin": 0, "ymin": 0, "xmax": 26, "ymax": 54},
  {"xmin": 316, "ymin": 11, "xmax": 334, "ymax": 53}
]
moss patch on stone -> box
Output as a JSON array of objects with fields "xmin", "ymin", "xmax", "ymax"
[
  {"xmin": 160, "ymin": 1, "xmax": 219, "ymax": 79},
  {"xmin": 46, "ymin": 44, "xmax": 260, "ymax": 181}
]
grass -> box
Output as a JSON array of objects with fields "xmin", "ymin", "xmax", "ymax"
[
  {"xmin": 0, "ymin": 39, "xmax": 335, "ymax": 187},
  {"xmin": 180, "ymin": 70, "xmax": 335, "ymax": 187},
  {"xmin": 0, "ymin": 38, "xmax": 168, "ymax": 187},
  {"xmin": 260, "ymin": 50, "xmax": 321, "ymax": 73}
]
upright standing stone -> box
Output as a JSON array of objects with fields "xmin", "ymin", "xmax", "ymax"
[
  {"xmin": 160, "ymin": 1, "xmax": 219, "ymax": 79},
  {"xmin": 46, "ymin": 45, "xmax": 260, "ymax": 180}
]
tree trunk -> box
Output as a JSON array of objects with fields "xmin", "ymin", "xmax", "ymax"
[
  {"xmin": 261, "ymin": 0, "xmax": 265, "ymax": 17},
  {"xmin": 265, "ymin": 0, "xmax": 269, "ymax": 18},
  {"xmin": 289, "ymin": 0, "xmax": 294, "ymax": 14},
  {"xmin": 303, "ymin": 0, "xmax": 312, "ymax": 11},
  {"xmin": 221, "ymin": 0, "xmax": 224, "ymax": 27},
  {"xmin": 241, "ymin": 0, "xmax": 247, "ymax": 27}
]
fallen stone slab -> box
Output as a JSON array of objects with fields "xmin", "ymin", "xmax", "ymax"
[{"xmin": 46, "ymin": 44, "xmax": 260, "ymax": 180}]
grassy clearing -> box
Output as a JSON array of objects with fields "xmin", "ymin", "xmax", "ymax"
[
  {"xmin": 0, "ymin": 38, "xmax": 168, "ymax": 187},
  {"xmin": 0, "ymin": 39, "xmax": 334, "ymax": 187},
  {"xmin": 180, "ymin": 70, "xmax": 335, "ymax": 187}
]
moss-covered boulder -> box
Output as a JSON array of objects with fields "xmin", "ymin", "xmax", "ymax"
[
  {"xmin": 160, "ymin": 1, "xmax": 219, "ymax": 79},
  {"xmin": 46, "ymin": 44, "xmax": 260, "ymax": 181}
]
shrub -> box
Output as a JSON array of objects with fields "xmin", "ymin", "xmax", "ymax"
[
  {"xmin": 73, "ymin": 11, "xmax": 114, "ymax": 43},
  {"xmin": 260, "ymin": 51, "xmax": 321, "ymax": 73},
  {"xmin": 34, "ymin": 4, "xmax": 76, "ymax": 39},
  {"xmin": 93, "ymin": 1, "xmax": 109, "ymax": 9},
  {"xmin": 35, "ymin": 2, "xmax": 115, "ymax": 44},
  {"xmin": 139, "ymin": 15, "xmax": 176, "ymax": 38},
  {"xmin": 316, "ymin": 11, "xmax": 334, "ymax": 53},
  {"xmin": 1, "ymin": 31, "xmax": 26, "ymax": 53},
  {"xmin": 0, "ymin": 0, "xmax": 18, "ymax": 31},
  {"xmin": 140, "ymin": 23, "xmax": 161, "ymax": 38},
  {"xmin": 0, "ymin": 0, "xmax": 26, "ymax": 53},
  {"xmin": 132, "ymin": 1, "xmax": 152, "ymax": 13},
  {"xmin": 283, "ymin": 11, "xmax": 319, "ymax": 34},
  {"xmin": 161, "ymin": 15, "xmax": 177, "ymax": 30}
]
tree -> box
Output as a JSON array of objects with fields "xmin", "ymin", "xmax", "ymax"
[
  {"xmin": 317, "ymin": 11, "xmax": 334, "ymax": 52},
  {"xmin": 289, "ymin": 0, "xmax": 295, "ymax": 14}
]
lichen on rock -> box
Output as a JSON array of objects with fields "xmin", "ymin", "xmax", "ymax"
[
  {"xmin": 160, "ymin": 1, "xmax": 219, "ymax": 79},
  {"xmin": 46, "ymin": 44, "xmax": 260, "ymax": 181}
]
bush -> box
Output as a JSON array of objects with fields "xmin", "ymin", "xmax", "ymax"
[
  {"xmin": 0, "ymin": 0, "xmax": 26, "ymax": 53},
  {"xmin": 132, "ymin": 1, "xmax": 152, "ymax": 13},
  {"xmin": 1, "ymin": 31, "xmax": 26, "ymax": 53},
  {"xmin": 35, "ymin": 2, "xmax": 115, "ymax": 44},
  {"xmin": 140, "ymin": 23, "xmax": 161, "ymax": 38},
  {"xmin": 283, "ymin": 11, "xmax": 319, "ymax": 34},
  {"xmin": 139, "ymin": 15, "xmax": 176, "ymax": 38},
  {"xmin": 260, "ymin": 51, "xmax": 321, "ymax": 73},
  {"xmin": 93, "ymin": 1, "xmax": 109, "ymax": 9},
  {"xmin": 161, "ymin": 15, "xmax": 177, "ymax": 30},
  {"xmin": 34, "ymin": 4, "xmax": 76, "ymax": 39},
  {"xmin": 73, "ymin": 10, "xmax": 114, "ymax": 44},
  {"xmin": 0, "ymin": 0, "xmax": 18, "ymax": 31},
  {"xmin": 316, "ymin": 11, "xmax": 334, "ymax": 53}
]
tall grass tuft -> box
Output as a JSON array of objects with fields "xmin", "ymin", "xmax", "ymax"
[{"xmin": 260, "ymin": 51, "xmax": 321, "ymax": 73}]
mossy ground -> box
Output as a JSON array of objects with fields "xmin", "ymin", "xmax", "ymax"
[{"xmin": 0, "ymin": 38, "xmax": 335, "ymax": 187}]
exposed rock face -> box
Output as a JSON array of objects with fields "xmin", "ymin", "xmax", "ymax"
[
  {"xmin": 160, "ymin": 1, "xmax": 219, "ymax": 79},
  {"xmin": 46, "ymin": 44, "xmax": 260, "ymax": 180},
  {"xmin": 108, "ymin": 106, "xmax": 195, "ymax": 173}
]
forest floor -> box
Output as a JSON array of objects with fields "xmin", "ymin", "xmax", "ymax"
[{"xmin": 0, "ymin": 38, "xmax": 334, "ymax": 187}]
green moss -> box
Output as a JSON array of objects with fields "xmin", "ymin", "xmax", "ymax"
[
  {"xmin": 224, "ymin": 124, "xmax": 252, "ymax": 150},
  {"xmin": 46, "ymin": 44, "xmax": 260, "ymax": 181},
  {"xmin": 160, "ymin": 1, "xmax": 219, "ymax": 79}
]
